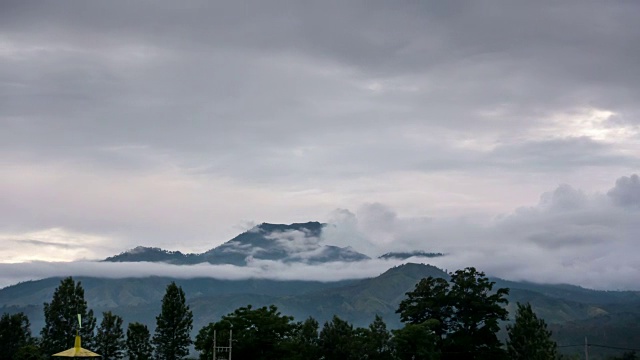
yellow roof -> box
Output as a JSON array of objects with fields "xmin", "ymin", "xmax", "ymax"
[{"xmin": 52, "ymin": 336, "xmax": 101, "ymax": 358}]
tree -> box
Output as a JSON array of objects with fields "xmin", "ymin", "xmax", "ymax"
[
  {"xmin": 319, "ymin": 315, "xmax": 357, "ymax": 360},
  {"xmin": 359, "ymin": 315, "xmax": 393, "ymax": 360},
  {"xmin": 609, "ymin": 352, "xmax": 638, "ymax": 360},
  {"xmin": 126, "ymin": 322, "xmax": 153, "ymax": 360},
  {"xmin": 219, "ymin": 304, "xmax": 295, "ymax": 360},
  {"xmin": 152, "ymin": 282, "xmax": 193, "ymax": 360},
  {"xmin": 194, "ymin": 322, "xmax": 218, "ymax": 360},
  {"xmin": 0, "ymin": 312, "xmax": 32, "ymax": 359},
  {"xmin": 392, "ymin": 320, "xmax": 440, "ymax": 360},
  {"xmin": 40, "ymin": 277, "xmax": 96, "ymax": 356},
  {"xmin": 445, "ymin": 267, "xmax": 509, "ymax": 359},
  {"xmin": 396, "ymin": 276, "xmax": 451, "ymax": 338},
  {"xmin": 14, "ymin": 343, "xmax": 44, "ymax": 360},
  {"xmin": 506, "ymin": 303, "xmax": 558, "ymax": 360},
  {"xmin": 397, "ymin": 267, "xmax": 509, "ymax": 360},
  {"xmin": 285, "ymin": 317, "xmax": 320, "ymax": 360},
  {"xmin": 96, "ymin": 311, "xmax": 125, "ymax": 360}
]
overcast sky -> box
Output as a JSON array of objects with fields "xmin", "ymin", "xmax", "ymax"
[{"xmin": 1, "ymin": 1, "xmax": 640, "ymax": 289}]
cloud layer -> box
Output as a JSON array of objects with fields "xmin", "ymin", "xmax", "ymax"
[
  {"xmin": 1, "ymin": 2, "xmax": 640, "ymax": 290},
  {"xmin": 1, "ymin": 175, "xmax": 640, "ymax": 290}
]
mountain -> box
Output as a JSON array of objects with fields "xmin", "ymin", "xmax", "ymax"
[
  {"xmin": 104, "ymin": 222, "xmax": 370, "ymax": 265},
  {"xmin": 3, "ymin": 262, "xmax": 640, "ymax": 350},
  {"xmin": 103, "ymin": 246, "xmax": 198, "ymax": 263}
]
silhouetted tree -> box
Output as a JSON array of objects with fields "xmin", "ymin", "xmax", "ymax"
[
  {"xmin": 152, "ymin": 282, "xmax": 193, "ymax": 360},
  {"xmin": 126, "ymin": 322, "xmax": 153, "ymax": 360},
  {"xmin": 397, "ymin": 267, "xmax": 509, "ymax": 360},
  {"xmin": 222, "ymin": 304, "xmax": 295, "ymax": 360},
  {"xmin": 359, "ymin": 315, "xmax": 393, "ymax": 360},
  {"xmin": 0, "ymin": 312, "xmax": 32, "ymax": 359},
  {"xmin": 40, "ymin": 277, "xmax": 96, "ymax": 355},
  {"xmin": 392, "ymin": 320, "xmax": 440, "ymax": 360},
  {"xmin": 506, "ymin": 303, "xmax": 558, "ymax": 359},
  {"xmin": 96, "ymin": 311, "xmax": 125, "ymax": 359},
  {"xmin": 319, "ymin": 315, "xmax": 357, "ymax": 360},
  {"xmin": 286, "ymin": 316, "xmax": 320, "ymax": 360}
]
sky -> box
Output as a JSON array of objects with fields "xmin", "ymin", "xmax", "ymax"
[{"xmin": 1, "ymin": 1, "xmax": 640, "ymax": 289}]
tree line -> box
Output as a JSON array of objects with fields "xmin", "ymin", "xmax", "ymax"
[{"xmin": 1, "ymin": 267, "xmax": 629, "ymax": 359}]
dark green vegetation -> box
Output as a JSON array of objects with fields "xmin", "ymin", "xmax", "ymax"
[
  {"xmin": 0, "ymin": 312, "xmax": 33, "ymax": 359},
  {"xmin": 126, "ymin": 322, "xmax": 153, "ymax": 360},
  {"xmin": 153, "ymin": 282, "xmax": 193, "ymax": 360},
  {"xmin": 506, "ymin": 303, "xmax": 558, "ymax": 359},
  {"xmin": 96, "ymin": 311, "xmax": 125, "ymax": 360},
  {"xmin": 1, "ymin": 264, "xmax": 640, "ymax": 358},
  {"xmin": 397, "ymin": 267, "xmax": 510, "ymax": 359},
  {"xmin": 40, "ymin": 277, "xmax": 96, "ymax": 355}
]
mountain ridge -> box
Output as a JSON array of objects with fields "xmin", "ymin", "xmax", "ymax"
[{"xmin": 104, "ymin": 222, "xmax": 372, "ymax": 265}]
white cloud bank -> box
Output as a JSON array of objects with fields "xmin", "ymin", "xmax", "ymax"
[{"xmin": 1, "ymin": 175, "xmax": 640, "ymax": 291}]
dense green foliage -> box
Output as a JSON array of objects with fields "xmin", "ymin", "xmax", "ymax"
[
  {"xmin": 126, "ymin": 322, "xmax": 153, "ymax": 360},
  {"xmin": 39, "ymin": 277, "xmax": 96, "ymax": 355},
  {"xmin": 608, "ymin": 351, "xmax": 638, "ymax": 360},
  {"xmin": 0, "ymin": 312, "xmax": 33, "ymax": 359},
  {"xmin": 196, "ymin": 305, "xmax": 295, "ymax": 360},
  {"xmin": 391, "ymin": 320, "xmax": 440, "ymax": 360},
  {"xmin": 397, "ymin": 267, "xmax": 509, "ymax": 359},
  {"xmin": 152, "ymin": 282, "xmax": 193, "ymax": 360},
  {"xmin": 286, "ymin": 317, "xmax": 320, "ymax": 360},
  {"xmin": 319, "ymin": 315, "xmax": 359, "ymax": 360},
  {"xmin": 96, "ymin": 311, "xmax": 125, "ymax": 360},
  {"xmin": 507, "ymin": 303, "xmax": 558, "ymax": 359},
  {"xmin": 359, "ymin": 315, "xmax": 394, "ymax": 360}
]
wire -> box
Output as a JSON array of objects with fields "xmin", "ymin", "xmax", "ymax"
[{"xmin": 558, "ymin": 344, "xmax": 640, "ymax": 352}]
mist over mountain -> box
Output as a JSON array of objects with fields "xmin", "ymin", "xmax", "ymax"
[
  {"xmin": 104, "ymin": 222, "xmax": 373, "ymax": 265},
  {"xmin": 2, "ymin": 262, "xmax": 640, "ymax": 358}
]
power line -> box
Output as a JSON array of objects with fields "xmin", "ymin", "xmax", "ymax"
[{"xmin": 558, "ymin": 343, "xmax": 640, "ymax": 352}]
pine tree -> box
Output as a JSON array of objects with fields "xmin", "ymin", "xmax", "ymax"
[
  {"xmin": 319, "ymin": 315, "xmax": 357, "ymax": 360},
  {"xmin": 126, "ymin": 322, "xmax": 153, "ymax": 360},
  {"xmin": 96, "ymin": 311, "xmax": 125, "ymax": 359},
  {"xmin": 506, "ymin": 303, "xmax": 558, "ymax": 360},
  {"xmin": 0, "ymin": 312, "xmax": 32, "ymax": 359},
  {"xmin": 361, "ymin": 315, "xmax": 393, "ymax": 360},
  {"xmin": 40, "ymin": 277, "xmax": 96, "ymax": 355},
  {"xmin": 152, "ymin": 282, "xmax": 193, "ymax": 360}
]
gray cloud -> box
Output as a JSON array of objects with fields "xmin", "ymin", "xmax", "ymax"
[
  {"xmin": 13, "ymin": 239, "xmax": 76, "ymax": 250},
  {"xmin": 0, "ymin": 258, "xmax": 411, "ymax": 289},
  {"xmin": 608, "ymin": 174, "xmax": 640, "ymax": 208},
  {"xmin": 1, "ymin": 175, "xmax": 640, "ymax": 290},
  {"xmin": 1, "ymin": 1, "xmax": 640, "ymax": 289}
]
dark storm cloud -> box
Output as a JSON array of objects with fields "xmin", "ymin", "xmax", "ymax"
[{"xmin": 2, "ymin": 0, "xmax": 639, "ymax": 169}]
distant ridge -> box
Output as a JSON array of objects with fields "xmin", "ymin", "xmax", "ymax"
[
  {"xmin": 3, "ymin": 261, "xmax": 640, "ymax": 353},
  {"xmin": 103, "ymin": 246, "xmax": 197, "ymax": 263},
  {"xmin": 103, "ymin": 222, "xmax": 370, "ymax": 265}
]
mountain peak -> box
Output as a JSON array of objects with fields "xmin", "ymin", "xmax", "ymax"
[
  {"xmin": 104, "ymin": 221, "xmax": 369, "ymax": 265},
  {"xmin": 203, "ymin": 221, "xmax": 368, "ymax": 265},
  {"xmin": 252, "ymin": 221, "xmax": 324, "ymax": 237}
]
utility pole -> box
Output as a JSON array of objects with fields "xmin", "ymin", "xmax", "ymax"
[
  {"xmin": 584, "ymin": 336, "xmax": 589, "ymax": 360},
  {"xmin": 212, "ymin": 322, "xmax": 233, "ymax": 360}
]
